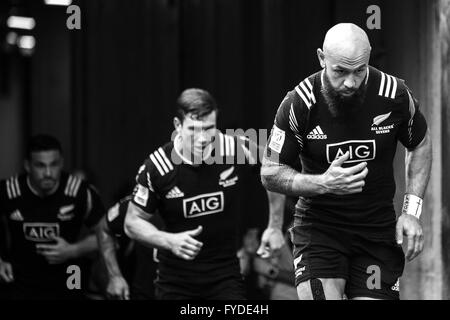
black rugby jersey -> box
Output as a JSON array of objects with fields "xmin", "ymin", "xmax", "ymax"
[
  {"xmin": 267, "ymin": 66, "xmax": 427, "ymax": 232},
  {"xmin": 0, "ymin": 173, "xmax": 104, "ymax": 293},
  {"xmin": 131, "ymin": 132, "xmax": 258, "ymax": 276}
]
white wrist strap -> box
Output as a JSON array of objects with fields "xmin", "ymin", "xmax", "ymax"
[{"xmin": 402, "ymin": 194, "xmax": 423, "ymax": 219}]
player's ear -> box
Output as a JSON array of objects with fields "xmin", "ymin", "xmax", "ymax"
[
  {"xmin": 317, "ymin": 48, "xmax": 326, "ymax": 69},
  {"xmin": 173, "ymin": 117, "xmax": 182, "ymax": 133}
]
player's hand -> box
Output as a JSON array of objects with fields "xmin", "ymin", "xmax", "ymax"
[
  {"xmin": 321, "ymin": 151, "xmax": 368, "ymax": 195},
  {"xmin": 257, "ymin": 227, "xmax": 285, "ymax": 259},
  {"xmin": 36, "ymin": 236, "xmax": 76, "ymax": 265},
  {"xmin": 396, "ymin": 214, "xmax": 424, "ymax": 261},
  {"xmin": 168, "ymin": 226, "xmax": 203, "ymax": 260},
  {"xmin": 106, "ymin": 276, "xmax": 130, "ymax": 300},
  {"xmin": 0, "ymin": 260, "xmax": 14, "ymax": 283}
]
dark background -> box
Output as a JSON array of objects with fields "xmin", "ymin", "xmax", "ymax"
[
  {"xmin": 1, "ymin": 0, "xmax": 448, "ymax": 300},
  {"xmin": 0, "ymin": 0, "xmax": 419, "ymax": 205}
]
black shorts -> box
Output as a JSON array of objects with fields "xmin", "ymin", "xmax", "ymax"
[
  {"xmin": 290, "ymin": 223, "xmax": 405, "ymax": 300},
  {"xmin": 155, "ymin": 271, "xmax": 246, "ymax": 300}
]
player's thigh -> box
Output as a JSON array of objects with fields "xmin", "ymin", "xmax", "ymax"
[
  {"xmin": 290, "ymin": 224, "xmax": 351, "ymax": 300},
  {"xmin": 347, "ymin": 237, "xmax": 404, "ymax": 300},
  {"xmin": 206, "ymin": 275, "xmax": 246, "ymax": 300},
  {"xmin": 297, "ymin": 278, "xmax": 346, "ymax": 300}
]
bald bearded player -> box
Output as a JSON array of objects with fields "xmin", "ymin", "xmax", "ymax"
[{"xmin": 260, "ymin": 23, "xmax": 432, "ymax": 300}]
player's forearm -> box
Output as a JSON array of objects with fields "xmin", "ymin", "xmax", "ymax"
[
  {"xmin": 96, "ymin": 222, "xmax": 124, "ymax": 279},
  {"xmin": 405, "ymin": 131, "xmax": 432, "ymax": 198},
  {"xmin": 266, "ymin": 191, "xmax": 285, "ymax": 229},
  {"xmin": 71, "ymin": 234, "xmax": 98, "ymax": 258},
  {"xmin": 261, "ymin": 157, "xmax": 325, "ymax": 197},
  {"xmin": 124, "ymin": 210, "xmax": 171, "ymax": 251}
]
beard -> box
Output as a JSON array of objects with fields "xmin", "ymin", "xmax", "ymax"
[{"xmin": 321, "ymin": 71, "xmax": 367, "ymax": 120}]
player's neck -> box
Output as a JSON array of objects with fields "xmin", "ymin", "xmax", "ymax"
[{"xmin": 27, "ymin": 176, "xmax": 59, "ymax": 197}]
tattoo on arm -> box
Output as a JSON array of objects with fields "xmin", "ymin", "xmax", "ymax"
[
  {"xmin": 261, "ymin": 157, "xmax": 297, "ymax": 195},
  {"xmin": 261, "ymin": 155, "xmax": 324, "ymax": 197}
]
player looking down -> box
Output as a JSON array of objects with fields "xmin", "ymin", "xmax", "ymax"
[{"xmin": 260, "ymin": 23, "xmax": 432, "ymax": 300}]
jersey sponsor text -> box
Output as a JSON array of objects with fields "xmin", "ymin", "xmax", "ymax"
[
  {"xmin": 326, "ymin": 140, "xmax": 376, "ymax": 163},
  {"xmin": 183, "ymin": 192, "xmax": 224, "ymax": 218},
  {"xmin": 23, "ymin": 223, "xmax": 60, "ymax": 242}
]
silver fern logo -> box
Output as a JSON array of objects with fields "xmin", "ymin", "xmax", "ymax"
[
  {"xmin": 372, "ymin": 112, "xmax": 394, "ymax": 134},
  {"xmin": 372, "ymin": 112, "xmax": 392, "ymax": 126},
  {"xmin": 220, "ymin": 166, "xmax": 235, "ymax": 180}
]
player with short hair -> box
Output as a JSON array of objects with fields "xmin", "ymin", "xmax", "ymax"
[
  {"xmin": 124, "ymin": 88, "xmax": 285, "ymax": 300},
  {"xmin": 260, "ymin": 23, "xmax": 432, "ymax": 300}
]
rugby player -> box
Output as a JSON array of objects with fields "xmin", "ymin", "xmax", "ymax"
[
  {"xmin": 124, "ymin": 88, "xmax": 285, "ymax": 299},
  {"xmin": 0, "ymin": 134, "xmax": 105, "ymax": 299},
  {"xmin": 260, "ymin": 23, "xmax": 432, "ymax": 300}
]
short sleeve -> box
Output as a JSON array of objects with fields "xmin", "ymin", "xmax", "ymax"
[
  {"xmin": 106, "ymin": 199, "xmax": 129, "ymax": 237},
  {"xmin": 131, "ymin": 160, "xmax": 160, "ymax": 213},
  {"xmin": 396, "ymin": 87, "xmax": 427, "ymax": 149},
  {"xmin": 265, "ymin": 92, "xmax": 305, "ymax": 165}
]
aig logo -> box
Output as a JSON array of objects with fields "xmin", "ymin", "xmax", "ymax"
[
  {"xmin": 326, "ymin": 140, "xmax": 376, "ymax": 164},
  {"xmin": 23, "ymin": 223, "xmax": 60, "ymax": 242},
  {"xmin": 183, "ymin": 192, "xmax": 224, "ymax": 218}
]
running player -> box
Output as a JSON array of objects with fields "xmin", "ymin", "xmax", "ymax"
[
  {"xmin": 0, "ymin": 134, "xmax": 105, "ymax": 299},
  {"xmin": 124, "ymin": 88, "xmax": 285, "ymax": 300},
  {"xmin": 260, "ymin": 23, "xmax": 432, "ymax": 300}
]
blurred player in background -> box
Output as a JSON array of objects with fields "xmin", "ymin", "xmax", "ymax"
[{"xmin": 0, "ymin": 134, "xmax": 105, "ymax": 299}]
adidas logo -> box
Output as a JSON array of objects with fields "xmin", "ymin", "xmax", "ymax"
[
  {"xmin": 9, "ymin": 210, "xmax": 24, "ymax": 221},
  {"xmin": 165, "ymin": 186, "xmax": 184, "ymax": 199},
  {"xmin": 307, "ymin": 126, "xmax": 327, "ymax": 139}
]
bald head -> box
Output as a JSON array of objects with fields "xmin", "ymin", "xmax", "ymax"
[
  {"xmin": 317, "ymin": 24, "xmax": 371, "ymax": 101},
  {"xmin": 322, "ymin": 23, "xmax": 371, "ymax": 65}
]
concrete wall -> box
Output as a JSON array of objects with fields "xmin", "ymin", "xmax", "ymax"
[{"xmin": 384, "ymin": 0, "xmax": 450, "ymax": 300}]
